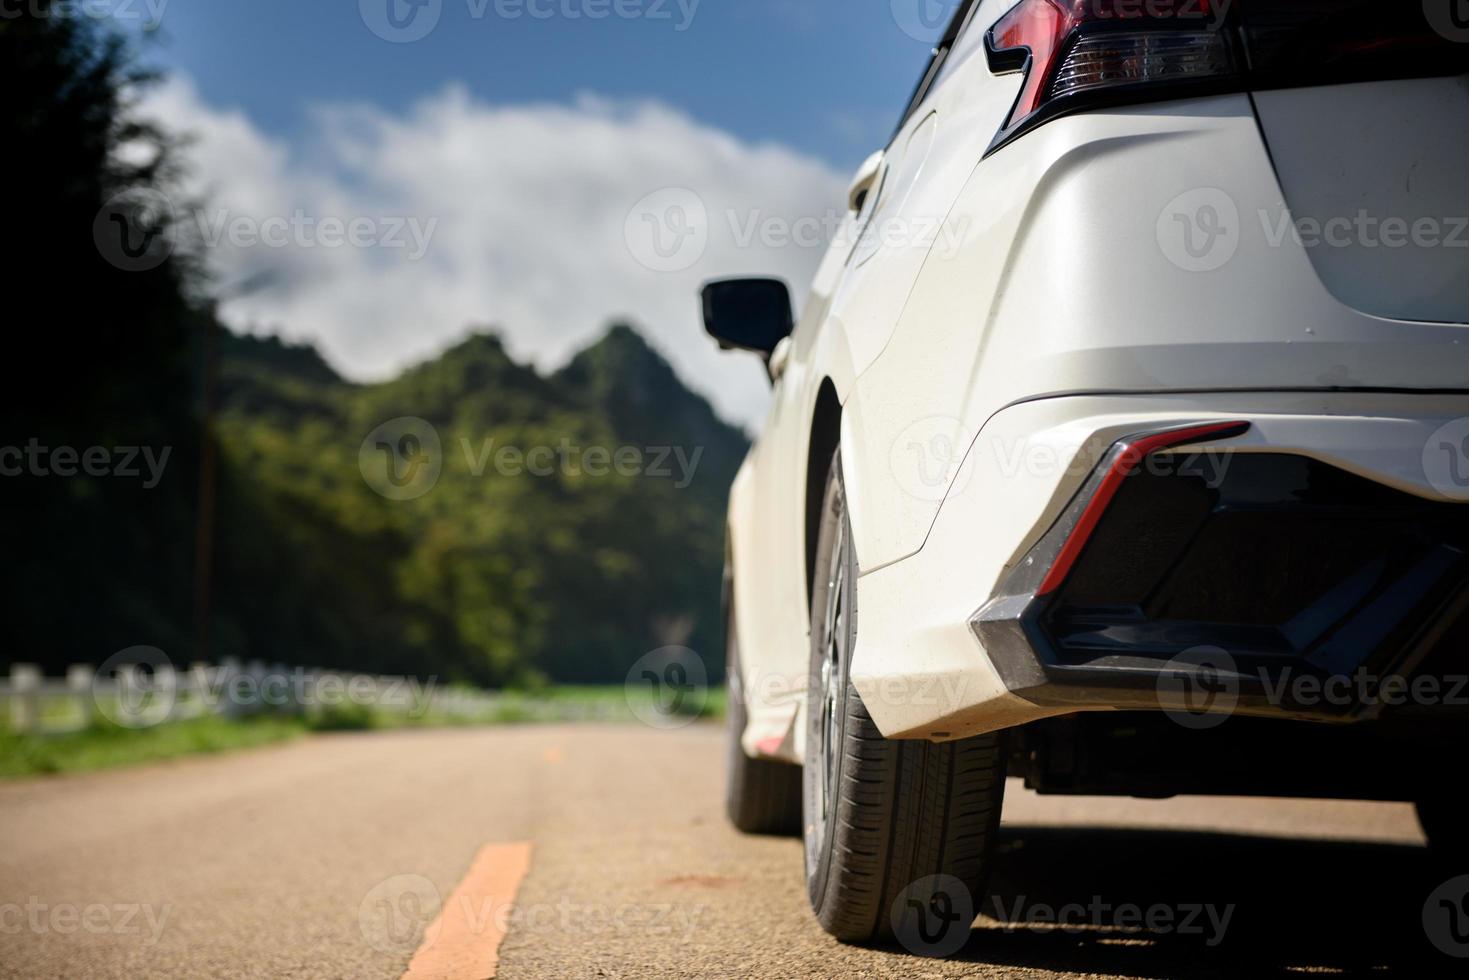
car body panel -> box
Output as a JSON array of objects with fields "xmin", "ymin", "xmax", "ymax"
[
  {"xmin": 724, "ymin": 1, "xmax": 1469, "ymax": 764},
  {"xmin": 850, "ymin": 391, "xmax": 1469, "ymax": 743},
  {"xmin": 845, "ymin": 93, "xmax": 1469, "ymax": 577},
  {"xmin": 1251, "ymin": 75, "xmax": 1469, "ymax": 324}
]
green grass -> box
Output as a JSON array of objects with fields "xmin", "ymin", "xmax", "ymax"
[
  {"xmin": 0, "ymin": 714, "xmax": 309, "ymax": 778},
  {"xmin": 0, "ymin": 685, "xmax": 726, "ymax": 779},
  {"xmin": 301, "ymin": 683, "xmax": 725, "ymax": 729}
]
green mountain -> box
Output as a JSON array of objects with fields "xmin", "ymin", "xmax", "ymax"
[
  {"xmin": 2, "ymin": 13, "xmax": 743, "ymax": 689},
  {"xmin": 210, "ymin": 324, "xmax": 747, "ymax": 686}
]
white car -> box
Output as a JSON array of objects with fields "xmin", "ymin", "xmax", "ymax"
[{"xmin": 705, "ymin": 0, "xmax": 1469, "ymax": 950}]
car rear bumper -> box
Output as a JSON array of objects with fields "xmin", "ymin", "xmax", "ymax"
[{"xmin": 848, "ymin": 391, "xmax": 1469, "ymax": 741}]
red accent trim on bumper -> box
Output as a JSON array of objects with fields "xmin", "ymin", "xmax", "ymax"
[{"xmin": 1035, "ymin": 421, "xmax": 1252, "ymax": 597}]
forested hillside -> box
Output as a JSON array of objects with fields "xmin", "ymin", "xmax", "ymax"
[
  {"xmin": 1, "ymin": 8, "xmax": 746, "ymax": 686},
  {"xmin": 211, "ymin": 325, "xmax": 746, "ymax": 685}
]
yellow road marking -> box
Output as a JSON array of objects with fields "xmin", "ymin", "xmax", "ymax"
[{"xmin": 401, "ymin": 842, "xmax": 533, "ymax": 980}]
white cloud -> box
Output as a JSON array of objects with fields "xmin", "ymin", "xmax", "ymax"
[{"xmin": 143, "ymin": 76, "xmax": 848, "ymax": 430}]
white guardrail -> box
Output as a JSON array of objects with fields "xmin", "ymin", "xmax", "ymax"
[{"xmin": 0, "ymin": 660, "xmax": 628, "ymax": 735}]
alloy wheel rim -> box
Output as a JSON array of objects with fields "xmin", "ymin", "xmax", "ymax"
[{"xmin": 816, "ymin": 515, "xmax": 847, "ymax": 829}]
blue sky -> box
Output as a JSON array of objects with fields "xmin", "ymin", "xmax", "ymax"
[
  {"xmin": 138, "ymin": 0, "xmax": 956, "ymax": 170},
  {"xmin": 118, "ymin": 0, "xmax": 968, "ymax": 427}
]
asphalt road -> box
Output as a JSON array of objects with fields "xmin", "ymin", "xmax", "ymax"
[{"xmin": 0, "ymin": 724, "xmax": 1460, "ymax": 979}]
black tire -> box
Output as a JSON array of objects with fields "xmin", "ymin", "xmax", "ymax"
[
  {"xmin": 724, "ymin": 593, "xmax": 802, "ymax": 836},
  {"xmin": 803, "ymin": 449, "xmax": 1007, "ymax": 949}
]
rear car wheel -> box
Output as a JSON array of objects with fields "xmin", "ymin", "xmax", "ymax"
[
  {"xmin": 803, "ymin": 449, "xmax": 1008, "ymax": 948},
  {"xmin": 724, "ymin": 596, "xmax": 801, "ymax": 836}
]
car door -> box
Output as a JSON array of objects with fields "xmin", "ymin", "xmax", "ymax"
[
  {"xmin": 827, "ymin": 0, "xmax": 993, "ymax": 376},
  {"xmin": 737, "ymin": 1, "xmax": 989, "ymax": 755}
]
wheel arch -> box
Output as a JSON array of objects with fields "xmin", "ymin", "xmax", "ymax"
[{"xmin": 804, "ymin": 379, "xmax": 843, "ymax": 609}]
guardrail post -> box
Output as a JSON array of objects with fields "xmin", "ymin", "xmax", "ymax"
[
  {"xmin": 246, "ymin": 660, "xmax": 266, "ymax": 715},
  {"xmin": 1, "ymin": 662, "xmax": 509, "ymax": 736},
  {"xmin": 155, "ymin": 664, "xmax": 178, "ymax": 725},
  {"xmin": 66, "ymin": 664, "xmax": 95, "ymax": 729},
  {"xmin": 184, "ymin": 663, "xmax": 210, "ymax": 719},
  {"xmin": 219, "ymin": 657, "xmax": 241, "ymax": 718},
  {"xmin": 9, "ymin": 664, "xmax": 41, "ymax": 734},
  {"xmin": 269, "ymin": 662, "xmax": 293, "ymax": 715}
]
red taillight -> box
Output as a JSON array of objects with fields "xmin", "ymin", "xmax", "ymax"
[
  {"xmin": 983, "ymin": 0, "xmax": 1469, "ymax": 151},
  {"xmin": 987, "ymin": 0, "xmax": 1237, "ymax": 144},
  {"xmin": 989, "ymin": 0, "xmax": 1071, "ymax": 126}
]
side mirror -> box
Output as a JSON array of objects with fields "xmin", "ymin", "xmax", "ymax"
[{"xmin": 701, "ymin": 278, "xmax": 793, "ymax": 356}]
